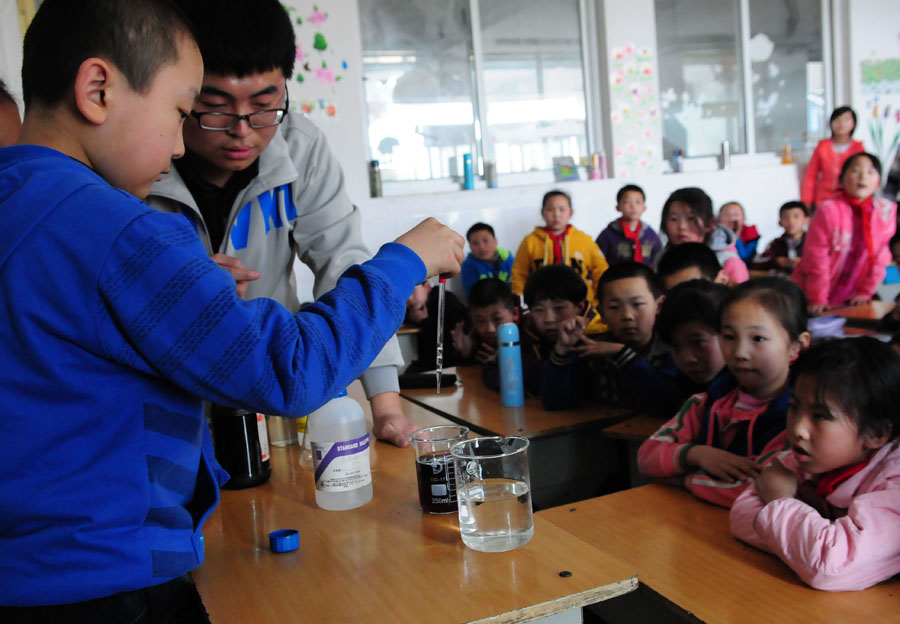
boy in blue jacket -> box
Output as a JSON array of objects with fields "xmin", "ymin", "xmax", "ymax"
[
  {"xmin": 0, "ymin": 1, "xmax": 462, "ymax": 618},
  {"xmin": 460, "ymin": 222, "xmax": 514, "ymax": 296}
]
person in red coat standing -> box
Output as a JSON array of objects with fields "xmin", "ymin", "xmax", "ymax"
[{"xmin": 801, "ymin": 106, "xmax": 865, "ymax": 210}]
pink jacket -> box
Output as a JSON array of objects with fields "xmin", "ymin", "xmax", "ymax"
[
  {"xmin": 730, "ymin": 440, "xmax": 900, "ymax": 591},
  {"xmin": 801, "ymin": 139, "xmax": 865, "ymax": 208},
  {"xmin": 792, "ymin": 195, "xmax": 896, "ymax": 306},
  {"xmin": 637, "ymin": 381, "xmax": 790, "ymax": 508}
]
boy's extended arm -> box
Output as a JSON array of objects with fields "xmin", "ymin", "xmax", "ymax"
[{"xmin": 636, "ymin": 393, "xmax": 707, "ymax": 477}]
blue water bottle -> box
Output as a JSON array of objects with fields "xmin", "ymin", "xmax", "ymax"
[
  {"xmin": 463, "ymin": 153, "xmax": 475, "ymax": 190},
  {"xmin": 498, "ymin": 323, "xmax": 524, "ymax": 407}
]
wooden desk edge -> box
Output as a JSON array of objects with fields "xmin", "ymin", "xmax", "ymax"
[{"xmin": 467, "ymin": 575, "xmax": 638, "ymax": 624}]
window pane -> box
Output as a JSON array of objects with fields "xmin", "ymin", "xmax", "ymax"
[
  {"xmin": 359, "ymin": 1, "xmax": 477, "ymax": 181},
  {"xmin": 479, "ymin": 0, "xmax": 588, "ymax": 174},
  {"xmin": 748, "ymin": 0, "xmax": 824, "ymax": 153},
  {"xmin": 656, "ymin": 0, "xmax": 744, "ymax": 157}
]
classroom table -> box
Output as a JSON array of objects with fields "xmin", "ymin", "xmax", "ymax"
[
  {"xmin": 542, "ymin": 484, "xmax": 900, "ymax": 623},
  {"xmin": 194, "ymin": 384, "xmax": 638, "ymax": 623},
  {"xmin": 827, "ymin": 300, "xmax": 893, "ymax": 328}
]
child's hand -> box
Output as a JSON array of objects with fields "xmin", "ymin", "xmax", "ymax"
[
  {"xmin": 553, "ymin": 316, "xmax": 586, "ymax": 357},
  {"xmin": 808, "ymin": 303, "xmax": 827, "ymax": 315},
  {"xmin": 573, "ymin": 340, "xmax": 624, "ymax": 358},
  {"xmin": 450, "ymin": 321, "xmax": 473, "ymax": 358},
  {"xmin": 475, "ymin": 342, "xmax": 497, "ymax": 364},
  {"xmin": 686, "ymin": 445, "xmax": 762, "ymax": 482},
  {"xmin": 775, "ymin": 257, "xmax": 798, "ymax": 269},
  {"xmin": 848, "ymin": 296, "xmax": 870, "ymax": 307},
  {"xmin": 754, "ymin": 458, "xmax": 798, "ymax": 504},
  {"xmin": 211, "ymin": 253, "xmax": 260, "ymax": 299},
  {"xmin": 394, "ymin": 218, "xmax": 465, "ymax": 279}
]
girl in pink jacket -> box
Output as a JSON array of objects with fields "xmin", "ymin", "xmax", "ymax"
[
  {"xmin": 793, "ymin": 153, "xmax": 897, "ymax": 315},
  {"xmin": 730, "ymin": 337, "xmax": 900, "ymax": 591},
  {"xmin": 638, "ymin": 278, "xmax": 810, "ymax": 507}
]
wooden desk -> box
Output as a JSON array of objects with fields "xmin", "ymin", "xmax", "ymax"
[
  {"xmin": 542, "ymin": 484, "xmax": 899, "ymax": 623},
  {"xmin": 827, "ymin": 300, "xmax": 893, "ymax": 328},
  {"xmin": 194, "ymin": 386, "xmax": 638, "ymax": 623}
]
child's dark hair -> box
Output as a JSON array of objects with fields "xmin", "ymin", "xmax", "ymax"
[
  {"xmin": 660, "ymin": 187, "xmax": 714, "ymax": 232},
  {"xmin": 890, "ymin": 232, "xmax": 900, "ymax": 251},
  {"xmin": 779, "ymin": 200, "xmax": 809, "ymax": 218},
  {"xmin": 792, "ymin": 337, "xmax": 899, "ymax": 442},
  {"xmin": 839, "ymin": 152, "xmax": 882, "ymax": 182},
  {"xmin": 466, "ymin": 222, "xmax": 495, "ymax": 241},
  {"xmin": 616, "ymin": 184, "xmax": 645, "ymax": 203},
  {"xmin": 523, "ymin": 265, "xmax": 585, "ymax": 307},
  {"xmin": 596, "ymin": 261, "xmax": 663, "ymax": 304},
  {"xmin": 719, "ymin": 277, "xmax": 808, "ymax": 341},
  {"xmin": 175, "ymin": 0, "xmax": 296, "ymax": 79},
  {"xmin": 656, "ymin": 243, "xmax": 721, "ymax": 283},
  {"xmin": 22, "ymin": 0, "xmax": 196, "ymax": 108},
  {"xmin": 657, "ymin": 279, "xmax": 729, "ymax": 344},
  {"xmin": 542, "ymin": 189, "xmax": 572, "ymax": 210},
  {"xmin": 830, "ymin": 106, "xmax": 857, "ymax": 136},
  {"xmin": 468, "ymin": 278, "xmax": 516, "ymax": 311}
]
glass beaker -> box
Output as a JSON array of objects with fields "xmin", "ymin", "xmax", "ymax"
[{"xmin": 408, "ymin": 425, "xmax": 469, "ymax": 514}]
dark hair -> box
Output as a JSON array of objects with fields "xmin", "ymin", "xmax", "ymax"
[
  {"xmin": 829, "ymin": 106, "xmax": 857, "ymax": 137},
  {"xmin": 660, "ymin": 187, "xmax": 714, "ymax": 233},
  {"xmin": 779, "ymin": 200, "xmax": 809, "ymax": 218},
  {"xmin": 22, "ymin": 0, "xmax": 195, "ymax": 108},
  {"xmin": 656, "ymin": 243, "xmax": 721, "ymax": 283},
  {"xmin": 175, "ymin": 0, "xmax": 296, "ymax": 78},
  {"xmin": 542, "ymin": 189, "xmax": 572, "ymax": 211},
  {"xmin": 718, "ymin": 201, "xmax": 744, "ymax": 218},
  {"xmin": 616, "ymin": 184, "xmax": 645, "ymax": 203},
  {"xmin": 657, "ymin": 279, "xmax": 729, "ymax": 344},
  {"xmin": 466, "ymin": 222, "xmax": 495, "ymax": 241},
  {"xmin": 523, "ymin": 265, "xmax": 586, "ymax": 307},
  {"xmin": 0, "ymin": 79, "xmax": 15, "ymax": 106},
  {"xmin": 468, "ymin": 278, "xmax": 516, "ymax": 311},
  {"xmin": 720, "ymin": 277, "xmax": 808, "ymax": 341},
  {"xmin": 792, "ymin": 337, "xmax": 899, "ymax": 442},
  {"xmin": 596, "ymin": 261, "xmax": 663, "ymax": 304},
  {"xmin": 839, "ymin": 152, "xmax": 882, "ymax": 183},
  {"xmin": 890, "ymin": 232, "xmax": 900, "ymax": 250}
]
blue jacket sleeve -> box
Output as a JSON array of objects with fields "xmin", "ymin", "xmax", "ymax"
[
  {"xmin": 539, "ymin": 354, "xmax": 591, "ymax": 410},
  {"xmin": 620, "ymin": 354, "xmax": 685, "ymax": 418},
  {"xmin": 460, "ymin": 256, "xmax": 479, "ymax": 296}
]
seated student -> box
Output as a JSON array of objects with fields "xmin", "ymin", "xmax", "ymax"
[
  {"xmin": 510, "ymin": 189, "xmax": 609, "ymax": 308},
  {"xmin": 660, "ymin": 187, "xmax": 749, "ymax": 284},
  {"xmin": 656, "ymin": 242, "xmax": 727, "ymax": 291},
  {"xmin": 731, "ymin": 338, "xmax": 900, "ymax": 591},
  {"xmin": 595, "ymin": 183, "xmax": 663, "ymax": 267},
  {"xmin": 451, "ymin": 278, "xmax": 517, "ymax": 365},
  {"xmin": 0, "ymin": 0, "xmax": 464, "ymax": 614},
  {"xmin": 460, "ymin": 222, "xmax": 514, "ymax": 296},
  {"xmin": 751, "ymin": 201, "xmax": 809, "ymax": 275},
  {"xmin": 638, "ymin": 278, "xmax": 811, "ymax": 508},
  {"xmin": 405, "ymin": 280, "xmax": 471, "ymax": 371},
  {"xmin": 718, "ymin": 201, "xmax": 759, "ymax": 266},
  {"xmin": 0, "ymin": 79, "xmax": 21, "ymax": 146}
]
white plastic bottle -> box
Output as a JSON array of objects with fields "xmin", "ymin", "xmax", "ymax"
[{"xmin": 306, "ymin": 390, "xmax": 373, "ymax": 510}]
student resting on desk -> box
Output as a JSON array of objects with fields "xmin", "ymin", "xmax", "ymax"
[
  {"xmin": 656, "ymin": 242, "xmax": 728, "ymax": 291},
  {"xmin": 718, "ymin": 201, "xmax": 759, "ymax": 266},
  {"xmin": 595, "ymin": 183, "xmax": 663, "ymax": 267},
  {"xmin": 801, "ymin": 106, "xmax": 865, "ymax": 210},
  {"xmin": 660, "ymin": 187, "xmax": 749, "ymax": 284},
  {"xmin": 637, "ymin": 278, "xmax": 811, "ymax": 508},
  {"xmin": 730, "ymin": 338, "xmax": 900, "ymax": 591},
  {"xmin": 452, "ymin": 278, "xmax": 518, "ymax": 367},
  {"xmin": 145, "ymin": 0, "xmax": 419, "ymax": 448},
  {"xmin": 751, "ymin": 201, "xmax": 808, "ymax": 275},
  {"xmin": 460, "ymin": 222, "xmax": 514, "ymax": 296},
  {"xmin": 0, "ymin": 0, "xmax": 464, "ymax": 617},
  {"xmin": 792, "ymin": 152, "xmax": 897, "ymax": 315},
  {"xmin": 510, "ymin": 189, "xmax": 609, "ymax": 308}
]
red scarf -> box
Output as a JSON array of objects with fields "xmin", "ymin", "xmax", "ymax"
[
  {"xmin": 815, "ymin": 453, "xmax": 872, "ymax": 496},
  {"xmin": 620, "ymin": 219, "xmax": 643, "ymax": 263},
  {"xmin": 844, "ymin": 192, "xmax": 876, "ymax": 258},
  {"xmin": 543, "ymin": 225, "xmax": 571, "ymax": 265}
]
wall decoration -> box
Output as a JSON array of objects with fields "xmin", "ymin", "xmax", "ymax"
[
  {"xmin": 608, "ymin": 43, "xmax": 661, "ymax": 178},
  {"xmin": 861, "ymin": 58, "xmax": 900, "ymax": 173}
]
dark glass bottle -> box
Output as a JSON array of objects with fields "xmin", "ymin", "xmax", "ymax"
[{"xmin": 210, "ymin": 405, "xmax": 272, "ymax": 489}]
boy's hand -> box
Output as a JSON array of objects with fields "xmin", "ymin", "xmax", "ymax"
[
  {"xmin": 370, "ymin": 392, "xmax": 419, "ymax": 448},
  {"xmin": 807, "ymin": 303, "xmax": 827, "ymax": 316},
  {"xmin": 451, "ymin": 321, "xmax": 473, "ymax": 358},
  {"xmin": 553, "ymin": 316, "xmax": 586, "ymax": 357},
  {"xmin": 475, "ymin": 342, "xmax": 497, "ymax": 364},
  {"xmin": 573, "ymin": 340, "xmax": 624, "ymax": 358},
  {"xmin": 395, "ymin": 218, "xmax": 465, "ymax": 279},
  {"xmin": 211, "ymin": 253, "xmax": 260, "ymax": 299},
  {"xmin": 848, "ymin": 296, "xmax": 870, "ymax": 307},
  {"xmin": 754, "ymin": 459, "xmax": 798, "ymax": 504},
  {"xmin": 686, "ymin": 445, "xmax": 762, "ymax": 482},
  {"xmin": 775, "ymin": 257, "xmax": 798, "ymax": 269}
]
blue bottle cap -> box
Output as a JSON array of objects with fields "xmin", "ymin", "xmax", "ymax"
[
  {"xmin": 498, "ymin": 322, "xmax": 519, "ymax": 343},
  {"xmin": 269, "ymin": 529, "xmax": 299, "ymax": 553}
]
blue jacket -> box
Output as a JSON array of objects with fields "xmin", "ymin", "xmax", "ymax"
[
  {"xmin": 460, "ymin": 248, "xmax": 514, "ymax": 296},
  {"xmin": 0, "ymin": 146, "xmax": 423, "ymax": 606}
]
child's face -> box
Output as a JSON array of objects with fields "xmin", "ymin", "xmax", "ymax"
[
  {"xmin": 541, "ymin": 195, "xmax": 573, "ymax": 235},
  {"xmin": 788, "ymin": 375, "xmax": 884, "ymax": 474},
  {"xmin": 841, "ymin": 156, "xmax": 881, "ymax": 200},
  {"xmin": 617, "ymin": 190, "xmax": 645, "ymax": 223},
  {"xmin": 405, "ymin": 283, "xmax": 431, "ymax": 324},
  {"xmin": 182, "ymin": 68, "xmax": 287, "ymax": 186},
  {"xmin": 720, "ymin": 298, "xmax": 806, "ymax": 399},
  {"xmin": 668, "ymin": 321, "xmax": 725, "ymax": 385},
  {"xmin": 600, "ymin": 277, "xmax": 660, "ymax": 349},
  {"xmin": 830, "ymin": 111, "xmax": 855, "ymax": 138},
  {"xmin": 779, "ymin": 207, "xmax": 807, "ymax": 237},
  {"xmin": 665, "ymin": 202, "xmax": 706, "ymax": 243},
  {"xmin": 470, "ymin": 303, "xmax": 516, "ymax": 346},
  {"xmin": 530, "ymin": 298, "xmax": 582, "ymax": 341},
  {"xmin": 468, "ymin": 230, "xmax": 498, "ymax": 262},
  {"xmin": 718, "ymin": 203, "xmax": 744, "ymax": 235}
]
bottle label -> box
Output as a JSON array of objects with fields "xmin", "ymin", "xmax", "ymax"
[
  {"xmin": 256, "ymin": 413, "xmax": 270, "ymax": 462},
  {"xmin": 312, "ymin": 433, "xmax": 371, "ymax": 492}
]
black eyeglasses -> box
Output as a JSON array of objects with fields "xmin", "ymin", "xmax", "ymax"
[{"xmin": 191, "ymin": 90, "xmax": 290, "ymax": 131}]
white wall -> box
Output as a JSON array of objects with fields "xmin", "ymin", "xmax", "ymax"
[{"xmin": 0, "ymin": 0, "xmax": 24, "ymax": 111}]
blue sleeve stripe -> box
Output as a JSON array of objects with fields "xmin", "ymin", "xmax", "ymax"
[
  {"xmin": 143, "ymin": 403, "xmax": 203, "ymax": 447},
  {"xmin": 143, "ymin": 506, "xmax": 194, "ymax": 531},
  {"xmin": 146, "ymin": 456, "xmax": 196, "ymax": 498}
]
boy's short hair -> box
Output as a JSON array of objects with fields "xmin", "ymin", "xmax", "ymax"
[
  {"xmin": 175, "ymin": 0, "xmax": 296, "ymax": 79},
  {"xmin": 596, "ymin": 261, "xmax": 663, "ymax": 304},
  {"xmin": 466, "ymin": 222, "xmax": 495, "ymax": 241},
  {"xmin": 523, "ymin": 265, "xmax": 585, "ymax": 307},
  {"xmin": 542, "ymin": 189, "xmax": 572, "ymax": 210},
  {"xmin": 660, "ymin": 187, "xmax": 714, "ymax": 230},
  {"xmin": 22, "ymin": 0, "xmax": 195, "ymax": 107},
  {"xmin": 616, "ymin": 184, "xmax": 645, "ymax": 203},
  {"xmin": 779, "ymin": 200, "xmax": 809, "ymax": 218},
  {"xmin": 468, "ymin": 278, "xmax": 515, "ymax": 311},
  {"xmin": 718, "ymin": 201, "xmax": 744, "ymax": 217},
  {"xmin": 656, "ymin": 243, "xmax": 721, "ymax": 282},
  {"xmin": 657, "ymin": 279, "xmax": 729, "ymax": 344}
]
